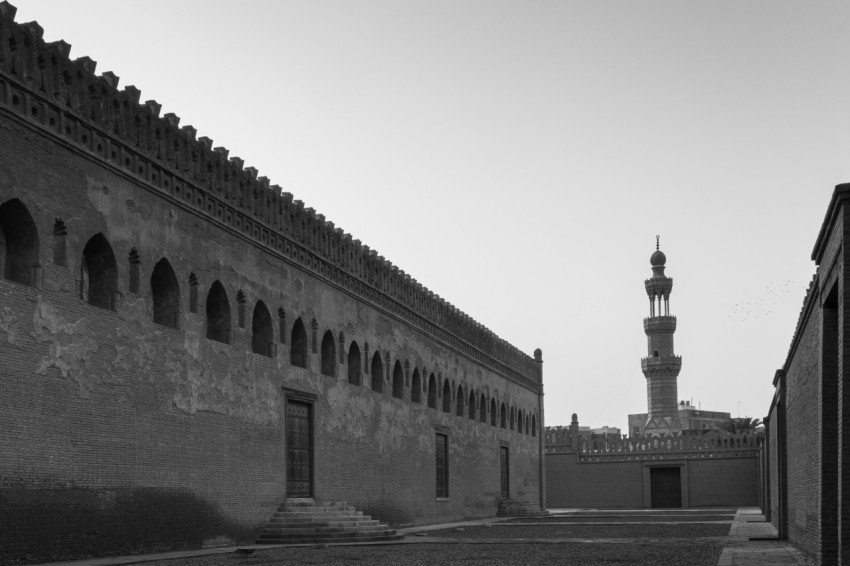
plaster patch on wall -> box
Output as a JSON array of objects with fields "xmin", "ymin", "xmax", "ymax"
[
  {"xmin": 31, "ymin": 298, "xmax": 100, "ymax": 398},
  {"xmin": 323, "ymin": 383, "xmax": 436, "ymax": 454},
  {"xmin": 167, "ymin": 345, "xmax": 279, "ymax": 426},
  {"xmin": 0, "ymin": 305, "xmax": 23, "ymax": 345},
  {"xmin": 324, "ymin": 383, "xmax": 374, "ymax": 441}
]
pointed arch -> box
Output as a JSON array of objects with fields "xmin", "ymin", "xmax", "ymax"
[
  {"xmin": 320, "ymin": 330, "xmax": 336, "ymax": 376},
  {"xmin": 468, "ymin": 390, "xmax": 476, "ymax": 420},
  {"xmin": 455, "ymin": 384, "xmax": 464, "ymax": 417},
  {"xmin": 0, "ymin": 199, "xmax": 39, "ymax": 286},
  {"xmin": 392, "ymin": 360, "xmax": 403, "ymax": 399},
  {"xmin": 480, "ymin": 393, "xmax": 487, "ymax": 423},
  {"xmin": 500, "ymin": 402, "xmax": 507, "ymax": 429},
  {"xmin": 428, "ymin": 373, "xmax": 437, "ymax": 409},
  {"xmin": 532, "ymin": 414, "xmax": 537, "ymax": 437},
  {"xmin": 82, "ymin": 233, "xmax": 117, "ymax": 310},
  {"xmin": 347, "ymin": 341, "xmax": 362, "ymax": 385},
  {"xmin": 517, "ymin": 409, "xmax": 524, "ymax": 433},
  {"xmin": 251, "ymin": 300, "xmax": 273, "ymax": 357},
  {"xmin": 370, "ymin": 350, "xmax": 383, "ymax": 393},
  {"xmin": 151, "ymin": 257, "xmax": 180, "ymax": 329},
  {"xmin": 290, "ymin": 317, "xmax": 307, "ymax": 368},
  {"xmin": 510, "ymin": 406, "xmax": 516, "ymax": 431},
  {"xmin": 490, "ymin": 398, "xmax": 497, "ymax": 426},
  {"xmin": 205, "ymin": 280, "xmax": 230, "ymax": 343},
  {"xmin": 411, "ymin": 368, "xmax": 421, "ymax": 403},
  {"xmin": 442, "ymin": 379, "xmax": 451, "ymax": 413}
]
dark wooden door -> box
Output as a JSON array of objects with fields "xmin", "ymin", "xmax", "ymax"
[
  {"xmin": 286, "ymin": 400, "xmax": 312, "ymax": 497},
  {"xmin": 500, "ymin": 446, "xmax": 509, "ymax": 499},
  {"xmin": 650, "ymin": 467, "xmax": 682, "ymax": 508}
]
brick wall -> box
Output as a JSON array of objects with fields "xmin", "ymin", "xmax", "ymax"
[
  {"xmin": 546, "ymin": 452, "xmax": 757, "ymax": 509},
  {"xmin": 0, "ymin": 72, "xmax": 542, "ymax": 564}
]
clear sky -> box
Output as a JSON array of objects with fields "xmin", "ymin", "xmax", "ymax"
[{"xmin": 12, "ymin": 0, "xmax": 850, "ymax": 431}]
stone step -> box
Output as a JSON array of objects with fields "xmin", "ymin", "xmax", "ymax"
[
  {"xmin": 277, "ymin": 505, "xmax": 356, "ymax": 514},
  {"xmin": 257, "ymin": 500, "xmax": 401, "ymax": 545},
  {"xmin": 274, "ymin": 507, "xmax": 363, "ymax": 518},
  {"xmin": 261, "ymin": 524, "xmax": 391, "ymax": 535},
  {"xmin": 258, "ymin": 530, "xmax": 399, "ymax": 542},
  {"xmin": 257, "ymin": 533, "xmax": 403, "ymax": 545},
  {"xmin": 269, "ymin": 514, "xmax": 373, "ymax": 524},
  {"xmin": 281, "ymin": 500, "xmax": 349, "ymax": 508},
  {"xmin": 266, "ymin": 519, "xmax": 380, "ymax": 529}
]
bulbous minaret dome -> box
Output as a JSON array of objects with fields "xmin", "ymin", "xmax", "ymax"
[{"xmin": 640, "ymin": 236, "xmax": 682, "ymax": 437}]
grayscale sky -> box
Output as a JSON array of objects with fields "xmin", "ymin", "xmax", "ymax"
[{"xmin": 13, "ymin": 0, "xmax": 850, "ymax": 432}]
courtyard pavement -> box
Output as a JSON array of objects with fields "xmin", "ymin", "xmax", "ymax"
[{"xmin": 32, "ymin": 507, "xmax": 812, "ymax": 566}]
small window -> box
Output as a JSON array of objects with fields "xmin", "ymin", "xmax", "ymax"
[
  {"xmin": 480, "ymin": 394, "xmax": 487, "ymax": 423},
  {"xmin": 151, "ymin": 258, "xmax": 180, "ymax": 329},
  {"xmin": 0, "ymin": 199, "xmax": 40, "ymax": 286},
  {"xmin": 490, "ymin": 399, "xmax": 497, "ymax": 426},
  {"xmin": 442, "ymin": 379, "xmax": 451, "ymax": 413},
  {"xmin": 500, "ymin": 403, "xmax": 507, "ymax": 429},
  {"xmin": 468, "ymin": 390, "xmax": 476, "ymax": 420},
  {"xmin": 290, "ymin": 317, "xmax": 307, "ymax": 367},
  {"xmin": 205, "ymin": 280, "xmax": 230, "ymax": 344},
  {"xmin": 82, "ymin": 233, "xmax": 117, "ymax": 310},
  {"xmin": 531, "ymin": 415, "xmax": 537, "ymax": 437},
  {"xmin": 347, "ymin": 341, "xmax": 362, "ymax": 385},
  {"xmin": 252, "ymin": 301, "xmax": 274, "ymax": 357},
  {"xmin": 428, "ymin": 374, "xmax": 437, "ymax": 409},
  {"xmin": 320, "ymin": 330, "xmax": 336, "ymax": 376},
  {"xmin": 371, "ymin": 351, "xmax": 384, "ymax": 393},
  {"xmin": 436, "ymin": 432, "xmax": 448, "ymax": 498},
  {"xmin": 411, "ymin": 368, "xmax": 421, "ymax": 403},
  {"xmin": 456, "ymin": 385, "xmax": 464, "ymax": 417},
  {"xmin": 392, "ymin": 360, "xmax": 403, "ymax": 399},
  {"xmin": 518, "ymin": 409, "xmax": 524, "ymax": 433}
]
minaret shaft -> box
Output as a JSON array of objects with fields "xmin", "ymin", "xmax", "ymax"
[{"xmin": 641, "ymin": 242, "xmax": 682, "ymax": 436}]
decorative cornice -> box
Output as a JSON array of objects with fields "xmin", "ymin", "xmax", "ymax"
[
  {"xmin": 643, "ymin": 316, "xmax": 677, "ymax": 333},
  {"xmin": 641, "ymin": 356, "xmax": 682, "ymax": 377},
  {"xmin": 0, "ymin": 3, "xmax": 539, "ymax": 392}
]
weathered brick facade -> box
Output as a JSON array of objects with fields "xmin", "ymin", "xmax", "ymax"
[
  {"xmin": 762, "ymin": 184, "xmax": 850, "ymax": 565},
  {"xmin": 0, "ymin": 5, "xmax": 543, "ymax": 563}
]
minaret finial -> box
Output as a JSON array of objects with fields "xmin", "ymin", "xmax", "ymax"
[{"xmin": 656, "ymin": 235, "xmax": 660, "ymax": 251}]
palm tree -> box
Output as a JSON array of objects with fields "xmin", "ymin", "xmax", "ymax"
[{"xmin": 714, "ymin": 416, "xmax": 764, "ymax": 435}]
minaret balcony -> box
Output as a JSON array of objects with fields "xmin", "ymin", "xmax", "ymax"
[
  {"xmin": 643, "ymin": 316, "xmax": 677, "ymax": 333},
  {"xmin": 641, "ymin": 355, "xmax": 682, "ymax": 373},
  {"xmin": 645, "ymin": 278, "xmax": 673, "ymax": 296}
]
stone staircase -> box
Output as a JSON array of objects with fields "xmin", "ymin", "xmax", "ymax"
[
  {"xmin": 257, "ymin": 498, "xmax": 403, "ymax": 544},
  {"xmin": 496, "ymin": 499, "xmax": 544, "ymax": 517}
]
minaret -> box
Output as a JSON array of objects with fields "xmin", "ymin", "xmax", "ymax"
[{"xmin": 640, "ymin": 237, "xmax": 682, "ymax": 436}]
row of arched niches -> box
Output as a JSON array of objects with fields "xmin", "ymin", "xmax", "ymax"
[{"xmin": 2, "ymin": 198, "xmax": 539, "ymax": 437}]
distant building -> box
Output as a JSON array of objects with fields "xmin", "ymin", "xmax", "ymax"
[{"xmin": 628, "ymin": 400, "xmax": 731, "ymax": 437}]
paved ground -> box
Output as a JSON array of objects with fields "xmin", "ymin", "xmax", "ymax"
[{"xmin": 34, "ymin": 507, "xmax": 813, "ymax": 566}]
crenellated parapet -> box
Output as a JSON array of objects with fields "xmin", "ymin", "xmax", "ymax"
[{"xmin": 0, "ymin": 2, "xmax": 539, "ymax": 390}]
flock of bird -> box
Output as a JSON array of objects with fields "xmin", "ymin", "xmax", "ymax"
[{"xmin": 727, "ymin": 280, "xmax": 796, "ymax": 322}]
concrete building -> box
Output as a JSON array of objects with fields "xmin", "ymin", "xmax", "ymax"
[
  {"xmin": 628, "ymin": 401, "xmax": 731, "ymax": 437},
  {"xmin": 0, "ymin": 6, "xmax": 543, "ymax": 563}
]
